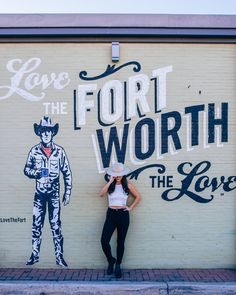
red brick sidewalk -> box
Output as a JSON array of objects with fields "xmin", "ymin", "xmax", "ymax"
[{"xmin": 0, "ymin": 268, "xmax": 235, "ymax": 282}]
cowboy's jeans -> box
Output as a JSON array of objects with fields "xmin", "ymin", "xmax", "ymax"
[{"xmin": 31, "ymin": 191, "xmax": 64, "ymax": 259}]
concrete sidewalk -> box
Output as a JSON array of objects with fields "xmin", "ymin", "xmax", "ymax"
[{"xmin": 0, "ymin": 268, "xmax": 235, "ymax": 294}]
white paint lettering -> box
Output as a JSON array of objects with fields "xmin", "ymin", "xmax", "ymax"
[
  {"xmin": 152, "ymin": 66, "xmax": 173, "ymax": 110},
  {"xmin": 43, "ymin": 102, "xmax": 68, "ymax": 115},
  {"xmin": 0, "ymin": 58, "xmax": 70, "ymax": 101},
  {"xmin": 128, "ymin": 74, "xmax": 150, "ymax": 119},
  {"xmin": 77, "ymin": 84, "xmax": 97, "ymax": 125},
  {"xmin": 101, "ymin": 80, "xmax": 123, "ymax": 124}
]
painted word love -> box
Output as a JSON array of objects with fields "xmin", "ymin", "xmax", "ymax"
[
  {"xmin": 161, "ymin": 161, "xmax": 236, "ymax": 203},
  {"xmin": 0, "ymin": 57, "xmax": 70, "ymax": 101}
]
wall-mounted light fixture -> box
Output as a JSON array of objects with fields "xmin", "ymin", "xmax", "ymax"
[{"xmin": 112, "ymin": 41, "xmax": 120, "ymax": 62}]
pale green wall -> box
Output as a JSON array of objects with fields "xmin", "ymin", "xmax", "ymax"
[{"xmin": 0, "ymin": 43, "xmax": 235, "ymax": 268}]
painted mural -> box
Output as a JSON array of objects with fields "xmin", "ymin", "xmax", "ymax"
[
  {"xmin": 0, "ymin": 44, "xmax": 235, "ymax": 268},
  {"xmin": 74, "ymin": 61, "xmax": 233, "ymax": 203},
  {"xmin": 24, "ymin": 117, "xmax": 72, "ymax": 267}
]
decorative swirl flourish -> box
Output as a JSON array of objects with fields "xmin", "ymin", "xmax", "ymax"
[
  {"xmin": 127, "ymin": 164, "xmax": 166, "ymax": 180},
  {"xmin": 104, "ymin": 164, "xmax": 165, "ymax": 182},
  {"xmin": 79, "ymin": 61, "xmax": 141, "ymax": 81}
]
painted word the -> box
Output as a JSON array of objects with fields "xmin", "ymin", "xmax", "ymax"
[
  {"xmin": 0, "ymin": 57, "xmax": 70, "ymax": 101},
  {"xmin": 43, "ymin": 102, "xmax": 68, "ymax": 115},
  {"xmin": 149, "ymin": 175, "xmax": 173, "ymax": 188}
]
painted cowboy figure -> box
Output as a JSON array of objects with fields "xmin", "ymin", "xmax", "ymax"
[{"xmin": 24, "ymin": 116, "xmax": 72, "ymax": 267}]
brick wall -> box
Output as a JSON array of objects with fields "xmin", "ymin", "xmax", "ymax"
[{"xmin": 0, "ymin": 43, "xmax": 235, "ymax": 268}]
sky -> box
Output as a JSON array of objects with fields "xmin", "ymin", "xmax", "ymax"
[{"xmin": 0, "ymin": 0, "xmax": 236, "ymax": 14}]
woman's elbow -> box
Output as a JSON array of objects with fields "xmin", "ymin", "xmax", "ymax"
[
  {"xmin": 99, "ymin": 191, "xmax": 104, "ymax": 198},
  {"xmin": 136, "ymin": 194, "xmax": 141, "ymax": 203}
]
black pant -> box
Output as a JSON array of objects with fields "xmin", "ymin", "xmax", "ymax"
[
  {"xmin": 101, "ymin": 208, "xmax": 130, "ymax": 264},
  {"xmin": 31, "ymin": 191, "xmax": 63, "ymax": 259}
]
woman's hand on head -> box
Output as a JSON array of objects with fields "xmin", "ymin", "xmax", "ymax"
[
  {"xmin": 99, "ymin": 176, "xmax": 115, "ymax": 197},
  {"xmin": 108, "ymin": 176, "xmax": 115, "ymax": 184}
]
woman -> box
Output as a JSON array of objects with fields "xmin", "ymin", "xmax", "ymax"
[{"xmin": 99, "ymin": 162, "xmax": 141, "ymax": 278}]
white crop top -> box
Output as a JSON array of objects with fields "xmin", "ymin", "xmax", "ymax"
[{"xmin": 108, "ymin": 184, "xmax": 128, "ymax": 207}]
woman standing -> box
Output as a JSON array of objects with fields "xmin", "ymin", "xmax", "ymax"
[{"xmin": 99, "ymin": 162, "xmax": 141, "ymax": 278}]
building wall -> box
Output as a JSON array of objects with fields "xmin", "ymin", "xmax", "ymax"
[{"xmin": 0, "ymin": 42, "xmax": 235, "ymax": 268}]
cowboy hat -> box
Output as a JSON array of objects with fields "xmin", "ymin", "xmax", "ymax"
[
  {"xmin": 106, "ymin": 162, "xmax": 130, "ymax": 177},
  {"xmin": 34, "ymin": 116, "xmax": 59, "ymax": 136}
]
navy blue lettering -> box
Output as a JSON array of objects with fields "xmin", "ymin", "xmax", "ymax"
[
  {"xmin": 223, "ymin": 176, "xmax": 236, "ymax": 191},
  {"xmin": 150, "ymin": 77, "xmax": 161, "ymax": 113},
  {"xmin": 124, "ymin": 81, "xmax": 131, "ymax": 122},
  {"xmin": 135, "ymin": 118, "xmax": 155, "ymax": 160},
  {"xmin": 149, "ymin": 176, "xmax": 156, "ymax": 188},
  {"xmin": 208, "ymin": 103, "xmax": 228, "ymax": 143},
  {"xmin": 157, "ymin": 176, "xmax": 166, "ymax": 187},
  {"xmin": 161, "ymin": 111, "xmax": 182, "ymax": 154},
  {"xmin": 96, "ymin": 124, "xmax": 129, "ymax": 168},
  {"xmin": 111, "ymin": 88, "xmax": 114, "ymax": 114},
  {"xmin": 185, "ymin": 104, "xmax": 205, "ymax": 146},
  {"xmin": 73, "ymin": 89, "xmax": 81, "ymax": 130},
  {"xmin": 149, "ymin": 175, "xmax": 173, "ymax": 188},
  {"xmin": 195, "ymin": 175, "xmax": 236, "ymax": 193},
  {"xmin": 167, "ymin": 176, "xmax": 173, "ymax": 187},
  {"xmin": 162, "ymin": 161, "xmax": 214, "ymax": 203},
  {"xmin": 97, "ymin": 90, "xmax": 113, "ymax": 127},
  {"xmin": 162, "ymin": 161, "xmax": 236, "ymax": 203}
]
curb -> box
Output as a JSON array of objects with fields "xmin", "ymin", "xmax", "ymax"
[
  {"xmin": 0, "ymin": 281, "xmax": 236, "ymax": 295},
  {"xmin": 0, "ymin": 281, "xmax": 167, "ymax": 295},
  {"xmin": 168, "ymin": 282, "xmax": 236, "ymax": 295}
]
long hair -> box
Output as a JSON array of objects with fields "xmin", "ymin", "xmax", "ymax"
[{"xmin": 107, "ymin": 176, "xmax": 129, "ymax": 195}]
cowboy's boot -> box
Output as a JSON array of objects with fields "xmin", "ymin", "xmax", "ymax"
[
  {"xmin": 56, "ymin": 255, "xmax": 68, "ymax": 267},
  {"xmin": 54, "ymin": 236, "xmax": 68, "ymax": 267},
  {"xmin": 26, "ymin": 254, "xmax": 39, "ymax": 265},
  {"xmin": 26, "ymin": 238, "xmax": 40, "ymax": 265}
]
